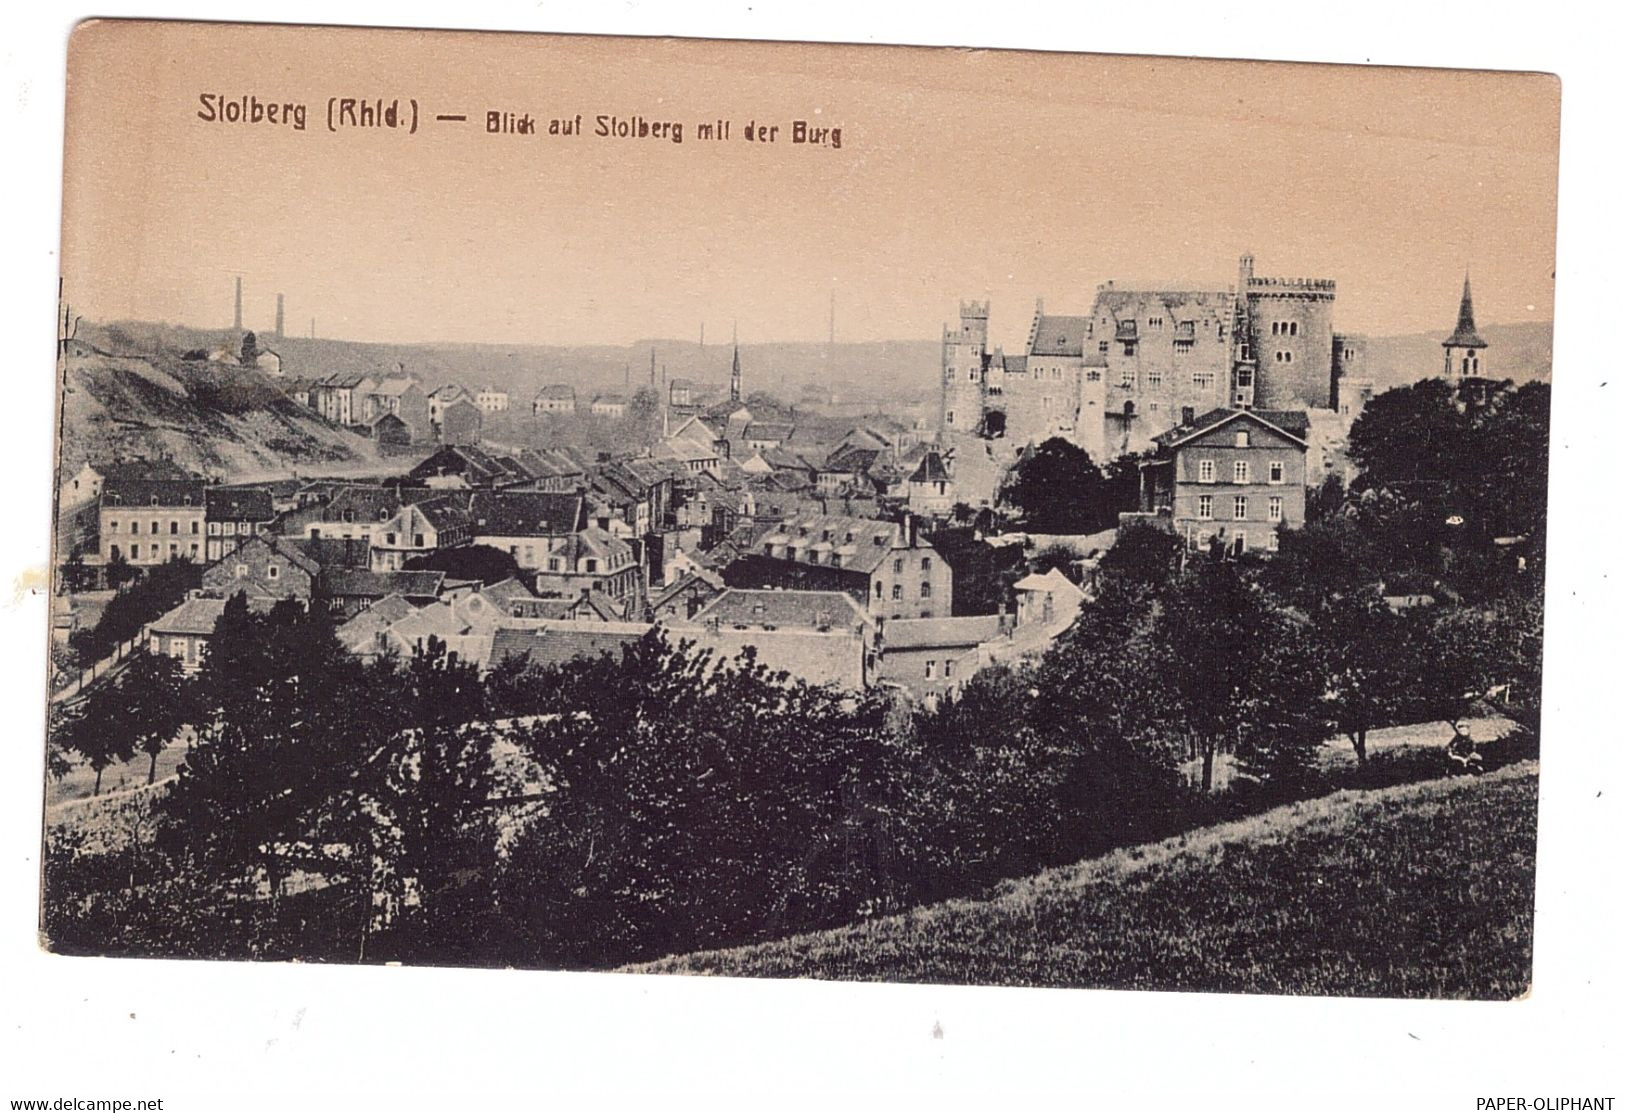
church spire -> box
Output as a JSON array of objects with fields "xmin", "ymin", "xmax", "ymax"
[
  {"xmin": 1445, "ymin": 273, "xmax": 1486, "ymax": 349},
  {"xmin": 1442, "ymin": 272, "xmax": 1488, "ymax": 380},
  {"xmin": 730, "ymin": 338, "xmax": 742, "ymax": 403}
]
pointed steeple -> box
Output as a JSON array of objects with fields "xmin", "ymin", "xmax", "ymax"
[
  {"xmin": 1445, "ymin": 273, "xmax": 1487, "ymax": 349},
  {"xmin": 730, "ymin": 340, "xmax": 742, "ymax": 403}
]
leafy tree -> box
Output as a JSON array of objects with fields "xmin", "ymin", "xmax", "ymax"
[
  {"xmin": 70, "ymin": 558, "xmax": 200, "ymax": 665},
  {"xmin": 1151, "ymin": 554, "xmax": 1318, "ymax": 792},
  {"xmin": 117, "ymin": 648, "xmax": 195, "ymax": 783},
  {"xmin": 104, "ymin": 548, "xmax": 137, "ymax": 590},
  {"xmin": 1028, "ymin": 543, "xmax": 1084, "ymax": 578},
  {"xmin": 1306, "ymin": 589, "xmax": 1428, "ymax": 766},
  {"xmin": 1000, "ymin": 438, "xmax": 1111, "ymax": 533},
  {"xmin": 403, "ymin": 543, "xmax": 522, "ymax": 586},
  {"xmin": 1097, "ymin": 521, "xmax": 1183, "ymax": 592},
  {"xmin": 51, "ymin": 678, "xmax": 138, "ymax": 796},
  {"xmin": 499, "ymin": 634, "xmax": 904, "ymax": 966}
]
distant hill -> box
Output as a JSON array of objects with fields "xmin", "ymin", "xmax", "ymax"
[
  {"xmin": 57, "ymin": 336, "xmax": 377, "ymax": 480},
  {"xmin": 86, "ymin": 318, "xmax": 1552, "ymax": 422},
  {"xmin": 637, "ymin": 764, "xmax": 1536, "ymax": 999},
  {"xmin": 1349, "ymin": 322, "xmax": 1552, "ymax": 391},
  {"xmin": 86, "ymin": 320, "xmax": 943, "ymax": 412}
]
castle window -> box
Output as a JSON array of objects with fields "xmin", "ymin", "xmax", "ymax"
[
  {"xmin": 1147, "ymin": 316, "xmax": 1164, "ymax": 330},
  {"xmin": 892, "ymin": 584, "xmax": 903, "ymax": 601},
  {"xmin": 1290, "ymin": 321, "xmax": 1299, "ymax": 336},
  {"xmin": 1122, "ymin": 342, "xmax": 1137, "ymax": 357},
  {"xmin": 1174, "ymin": 339, "xmax": 1193, "ymax": 353},
  {"xmin": 1119, "ymin": 368, "xmax": 1136, "ymax": 388},
  {"xmin": 945, "ymin": 367, "xmax": 955, "ymax": 380},
  {"xmin": 1087, "ymin": 371, "xmax": 1101, "ymax": 382},
  {"xmin": 1192, "ymin": 371, "xmax": 1215, "ymax": 390},
  {"xmin": 1198, "ymin": 495, "xmax": 1213, "ymax": 520},
  {"xmin": 1098, "ymin": 341, "xmax": 1109, "ymax": 354},
  {"xmin": 1147, "ymin": 368, "xmax": 1163, "ymax": 388}
]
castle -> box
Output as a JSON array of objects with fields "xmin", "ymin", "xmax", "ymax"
[{"xmin": 939, "ymin": 254, "xmax": 1363, "ymax": 459}]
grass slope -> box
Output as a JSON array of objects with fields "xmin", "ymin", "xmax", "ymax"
[{"xmin": 638, "ymin": 764, "xmax": 1538, "ymax": 1000}]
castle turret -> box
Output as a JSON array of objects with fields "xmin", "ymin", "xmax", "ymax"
[
  {"xmin": 940, "ymin": 300, "xmax": 989, "ymax": 435},
  {"xmin": 1442, "ymin": 274, "xmax": 1488, "ymax": 380}
]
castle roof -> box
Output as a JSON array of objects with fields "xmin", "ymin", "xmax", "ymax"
[
  {"xmin": 1030, "ymin": 314, "xmax": 1092, "ymax": 358},
  {"xmin": 909, "ymin": 450, "xmax": 951, "ymax": 484},
  {"xmin": 1444, "ymin": 275, "xmax": 1488, "ymax": 349}
]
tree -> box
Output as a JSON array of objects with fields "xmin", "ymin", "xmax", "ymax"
[
  {"xmin": 1307, "ymin": 589, "xmax": 1428, "ymax": 766},
  {"xmin": 1097, "ymin": 521, "xmax": 1182, "ymax": 592},
  {"xmin": 1151, "ymin": 554, "xmax": 1317, "ymax": 792},
  {"xmin": 70, "ymin": 558, "xmax": 201, "ymax": 665},
  {"xmin": 52, "ymin": 679, "xmax": 138, "ymax": 796},
  {"xmin": 403, "ymin": 543, "xmax": 522, "ymax": 586},
  {"xmin": 240, "ymin": 330, "xmax": 258, "ymax": 365},
  {"xmin": 1000, "ymin": 438, "xmax": 1111, "ymax": 533},
  {"xmin": 117, "ymin": 649, "xmax": 194, "ymax": 783}
]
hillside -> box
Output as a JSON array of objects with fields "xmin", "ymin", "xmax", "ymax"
[
  {"xmin": 637, "ymin": 764, "xmax": 1537, "ymax": 999},
  {"xmin": 1353, "ymin": 321, "xmax": 1552, "ymax": 390},
  {"xmin": 57, "ymin": 338, "xmax": 378, "ymax": 480}
]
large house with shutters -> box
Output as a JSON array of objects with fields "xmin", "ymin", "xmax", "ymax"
[
  {"xmin": 98, "ymin": 470, "xmax": 206, "ymax": 567},
  {"xmin": 1137, "ymin": 407, "xmax": 1309, "ymax": 555},
  {"xmin": 728, "ymin": 513, "xmax": 952, "ymax": 620}
]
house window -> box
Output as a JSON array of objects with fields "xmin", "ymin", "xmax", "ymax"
[
  {"xmin": 413, "ymin": 534, "xmax": 425, "ymax": 547},
  {"xmin": 150, "ymin": 521, "xmax": 159, "ymax": 534},
  {"xmin": 892, "ymin": 584, "xmax": 903, "ymax": 601},
  {"xmin": 1198, "ymin": 460, "xmax": 1215, "ymax": 484},
  {"xmin": 109, "ymin": 520, "xmax": 119, "ymax": 533},
  {"xmin": 893, "ymin": 558, "xmax": 903, "ymax": 574},
  {"xmin": 1235, "ymin": 431, "xmax": 1250, "ymax": 448},
  {"xmin": 944, "ymin": 659, "xmax": 954, "ymax": 678},
  {"xmin": 1234, "ymin": 532, "xmax": 1248, "ymax": 554},
  {"xmin": 1233, "ymin": 496, "xmax": 1248, "ymax": 520},
  {"xmin": 1198, "ymin": 495, "xmax": 1213, "ymax": 520},
  {"xmin": 1234, "ymin": 461, "xmax": 1250, "ymax": 483},
  {"xmin": 874, "ymin": 582, "xmax": 884, "ymax": 600},
  {"xmin": 235, "ymin": 563, "xmax": 248, "ymax": 578},
  {"xmin": 920, "ymin": 582, "xmax": 932, "ymax": 598},
  {"xmin": 921, "ymin": 557, "xmax": 931, "ymax": 572},
  {"xmin": 585, "ymin": 559, "xmax": 598, "ymax": 573},
  {"xmin": 168, "ymin": 543, "xmax": 178, "ymax": 557},
  {"xmin": 1269, "ymin": 461, "xmax": 1284, "ymax": 484},
  {"xmin": 189, "ymin": 543, "xmax": 199, "ymax": 557},
  {"xmin": 207, "ymin": 521, "xmax": 219, "ymax": 535},
  {"xmin": 1267, "ymin": 531, "xmax": 1281, "ymax": 551},
  {"xmin": 925, "ymin": 660, "xmax": 936, "ymax": 679},
  {"xmin": 190, "ymin": 520, "xmax": 199, "ymax": 534},
  {"xmin": 1268, "ymin": 496, "xmax": 1283, "ymax": 522},
  {"xmin": 268, "ymin": 564, "xmax": 280, "ymax": 580}
]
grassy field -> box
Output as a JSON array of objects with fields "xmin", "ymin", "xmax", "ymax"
[{"xmin": 636, "ymin": 763, "xmax": 1538, "ymax": 1000}]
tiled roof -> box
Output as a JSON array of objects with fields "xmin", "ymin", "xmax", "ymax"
[
  {"xmin": 880, "ymin": 614, "xmax": 1003, "ymax": 650},
  {"xmin": 285, "ymin": 536, "xmax": 372, "ymax": 571},
  {"xmin": 205, "ymin": 486, "xmax": 275, "ymax": 522},
  {"xmin": 101, "ymin": 476, "xmax": 206, "ymax": 509},
  {"xmin": 488, "ymin": 621, "xmax": 653, "ymax": 672},
  {"xmin": 751, "ymin": 513, "xmax": 907, "ymax": 575},
  {"xmin": 909, "ymin": 451, "xmax": 951, "ymax": 484},
  {"xmin": 323, "ymin": 569, "xmax": 445, "ymax": 599},
  {"xmin": 1013, "ymin": 568, "xmax": 1086, "ymax": 597},
  {"xmin": 96, "ymin": 459, "xmax": 193, "ymax": 483},
  {"xmin": 336, "ymin": 594, "xmax": 417, "ymax": 650},
  {"xmin": 536, "ymin": 384, "xmax": 576, "ymax": 400},
  {"xmin": 150, "ymin": 597, "xmax": 228, "ymax": 636},
  {"xmin": 467, "ymin": 491, "xmax": 583, "ymax": 537},
  {"xmin": 682, "ymin": 588, "xmax": 868, "ymax": 631},
  {"xmin": 1156, "ymin": 407, "xmax": 1311, "ymax": 448},
  {"xmin": 481, "ymin": 577, "xmax": 538, "ymax": 605},
  {"xmin": 743, "ymin": 422, "xmax": 795, "ymax": 442},
  {"xmin": 370, "ymin": 377, "xmax": 417, "ymax": 397},
  {"xmin": 320, "ymin": 486, "xmax": 404, "ymax": 524},
  {"xmin": 1030, "ymin": 314, "xmax": 1093, "ymax": 357}
]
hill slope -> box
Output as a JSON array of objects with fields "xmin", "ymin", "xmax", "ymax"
[
  {"xmin": 57, "ymin": 339, "xmax": 377, "ymax": 480},
  {"xmin": 638, "ymin": 765, "xmax": 1537, "ymax": 999}
]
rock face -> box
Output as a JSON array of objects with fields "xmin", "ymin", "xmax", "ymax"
[{"xmin": 57, "ymin": 341, "xmax": 377, "ymax": 480}]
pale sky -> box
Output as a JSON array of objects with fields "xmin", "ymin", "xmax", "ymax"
[{"xmin": 62, "ymin": 22, "xmax": 1560, "ymax": 350}]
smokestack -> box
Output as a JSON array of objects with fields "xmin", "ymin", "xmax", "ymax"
[
  {"xmin": 275, "ymin": 294, "xmax": 285, "ymax": 339},
  {"xmin": 234, "ymin": 276, "xmax": 243, "ymax": 331}
]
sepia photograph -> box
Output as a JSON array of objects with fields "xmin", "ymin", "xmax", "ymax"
[{"xmin": 36, "ymin": 19, "xmax": 1562, "ymax": 1004}]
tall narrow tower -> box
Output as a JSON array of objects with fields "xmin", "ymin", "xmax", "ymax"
[
  {"xmin": 233, "ymin": 276, "xmax": 243, "ymax": 331},
  {"xmin": 730, "ymin": 340, "xmax": 743, "ymax": 403},
  {"xmin": 1442, "ymin": 274, "xmax": 1488, "ymax": 380},
  {"xmin": 275, "ymin": 293, "xmax": 285, "ymax": 339}
]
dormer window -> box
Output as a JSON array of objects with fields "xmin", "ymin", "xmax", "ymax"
[
  {"xmin": 150, "ymin": 496, "xmax": 159, "ymax": 506},
  {"xmin": 1235, "ymin": 431, "xmax": 1251, "ymax": 448}
]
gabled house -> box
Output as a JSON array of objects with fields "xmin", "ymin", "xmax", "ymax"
[
  {"xmin": 731, "ymin": 513, "xmax": 952, "ymax": 620},
  {"xmin": 202, "ymin": 534, "xmax": 320, "ymax": 604},
  {"xmin": 467, "ymin": 490, "xmax": 588, "ymax": 569},
  {"xmin": 1139, "ymin": 407, "xmax": 1310, "ymax": 555},
  {"xmin": 532, "ymin": 385, "xmax": 577, "ymax": 414},
  {"xmin": 204, "ymin": 486, "xmax": 276, "ymax": 562},
  {"xmin": 370, "ymin": 497, "xmax": 476, "ymax": 571},
  {"xmin": 99, "ymin": 469, "xmax": 206, "ymax": 567}
]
